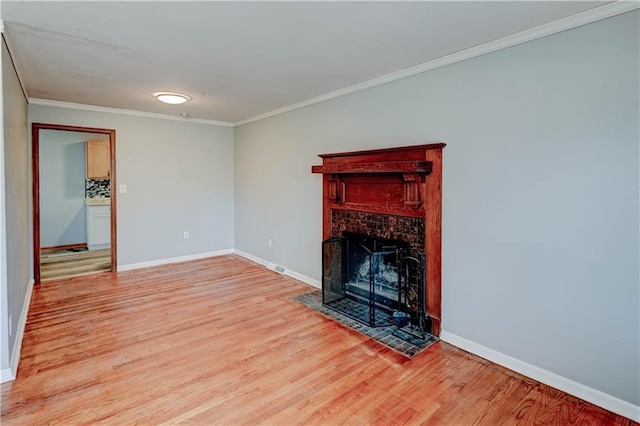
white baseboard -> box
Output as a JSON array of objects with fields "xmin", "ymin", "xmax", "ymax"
[
  {"xmin": 117, "ymin": 249, "xmax": 234, "ymax": 272},
  {"xmin": 1, "ymin": 279, "xmax": 34, "ymax": 383},
  {"xmin": 440, "ymin": 330, "xmax": 640, "ymax": 422},
  {"xmin": 284, "ymin": 268, "xmax": 321, "ymax": 289},
  {"xmin": 0, "ymin": 368, "xmax": 11, "ymax": 382},
  {"xmin": 233, "ymin": 249, "xmax": 321, "ymax": 289},
  {"xmin": 233, "ymin": 249, "xmax": 269, "ymax": 267}
]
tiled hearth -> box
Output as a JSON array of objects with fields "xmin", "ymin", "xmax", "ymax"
[{"xmin": 296, "ymin": 292, "xmax": 438, "ymax": 357}]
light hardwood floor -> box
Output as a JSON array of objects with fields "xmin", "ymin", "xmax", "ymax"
[
  {"xmin": 1, "ymin": 255, "xmax": 634, "ymax": 425},
  {"xmin": 40, "ymin": 248, "xmax": 111, "ymax": 280}
]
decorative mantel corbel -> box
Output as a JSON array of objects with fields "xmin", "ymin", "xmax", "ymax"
[{"xmin": 403, "ymin": 173, "xmax": 424, "ymax": 209}]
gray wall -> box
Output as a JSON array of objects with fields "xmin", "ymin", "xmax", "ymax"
[
  {"xmin": 39, "ymin": 130, "xmax": 108, "ymax": 247},
  {"xmin": 0, "ymin": 33, "xmax": 8, "ymax": 372},
  {"xmin": 29, "ymin": 107, "xmax": 235, "ymax": 266},
  {"xmin": 234, "ymin": 11, "xmax": 639, "ymax": 405},
  {"xmin": 1, "ymin": 37, "xmax": 30, "ymax": 368}
]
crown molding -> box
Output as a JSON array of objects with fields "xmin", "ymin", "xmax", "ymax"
[
  {"xmin": 234, "ymin": 1, "xmax": 640, "ymax": 127},
  {"xmin": 17, "ymin": 1, "xmax": 639, "ymax": 128},
  {"xmin": 28, "ymin": 98, "xmax": 235, "ymax": 128}
]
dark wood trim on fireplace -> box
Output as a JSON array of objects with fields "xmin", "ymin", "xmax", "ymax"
[
  {"xmin": 311, "ymin": 160, "xmax": 432, "ymax": 175},
  {"xmin": 317, "ymin": 143, "xmax": 446, "ymax": 159},
  {"xmin": 312, "ymin": 143, "xmax": 445, "ymax": 335}
]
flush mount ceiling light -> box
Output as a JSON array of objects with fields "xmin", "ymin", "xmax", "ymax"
[{"xmin": 153, "ymin": 92, "xmax": 191, "ymax": 105}]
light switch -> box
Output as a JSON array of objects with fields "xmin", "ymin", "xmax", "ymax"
[{"xmin": 119, "ymin": 184, "xmax": 127, "ymax": 194}]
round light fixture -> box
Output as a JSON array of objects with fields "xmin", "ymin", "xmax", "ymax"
[{"xmin": 153, "ymin": 92, "xmax": 191, "ymax": 105}]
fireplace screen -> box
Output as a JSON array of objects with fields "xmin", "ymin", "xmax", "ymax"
[{"xmin": 322, "ymin": 232, "xmax": 429, "ymax": 335}]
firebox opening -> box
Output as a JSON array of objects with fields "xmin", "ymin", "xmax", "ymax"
[{"xmin": 322, "ymin": 231, "xmax": 431, "ymax": 340}]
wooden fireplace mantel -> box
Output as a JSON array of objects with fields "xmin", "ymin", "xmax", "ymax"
[
  {"xmin": 315, "ymin": 143, "xmax": 446, "ymax": 159},
  {"xmin": 312, "ymin": 143, "xmax": 445, "ymax": 335},
  {"xmin": 311, "ymin": 160, "xmax": 432, "ymax": 175}
]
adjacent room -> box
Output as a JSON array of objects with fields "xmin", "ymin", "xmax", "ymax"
[
  {"xmin": 0, "ymin": 2, "xmax": 638, "ymax": 425},
  {"xmin": 36, "ymin": 128, "xmax": 114, "ymax": 280}
]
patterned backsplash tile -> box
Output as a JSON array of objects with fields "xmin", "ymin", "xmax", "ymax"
[{"xmin": 86, "ymin": 179, "xmax": 110, "ymax": 198}]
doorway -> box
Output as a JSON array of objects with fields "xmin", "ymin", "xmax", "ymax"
[{"xmin": 32, "ymin": 123, "xmax": 117, "ymax": 283}]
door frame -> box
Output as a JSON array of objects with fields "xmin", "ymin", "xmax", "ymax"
[{"xmin": 32, "ymin": 123, "xmax": 117, "ymax": 283}]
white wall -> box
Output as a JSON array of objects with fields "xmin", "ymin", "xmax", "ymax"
[
  {"xmin": 234, "ymin": 11, "xmax": 639, "ymax": 408},
  {"xmin": 0, "ymin": 36, "xmax": 29, "ymax": 371},
  {"xmin": 29, "ymin": 106, "xmax": 235, "ymax": 267},
  {"xmin": 39, "ymin": 130, "xmax": 108, "ymax": 247}
]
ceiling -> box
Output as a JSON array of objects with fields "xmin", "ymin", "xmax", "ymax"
[{"xmin": 1, "ymin": 1, "xmax": 613, "ymax": 124}]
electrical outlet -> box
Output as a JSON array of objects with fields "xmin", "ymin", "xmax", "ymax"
[
  {"xmin": 8, "ymin": 315, "xmax": 12, "ymax": 336},
  {"xmin": 183, "ymin": 231, "xmax": 190, "ymax": 239},
  {"xmin": 267, "ymin": 238, "xmax": 272, "ymax": 247}
]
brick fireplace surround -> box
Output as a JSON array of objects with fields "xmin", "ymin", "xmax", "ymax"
[{"xmin": 312, "ymin": 144, "xmax": 445, "ymax": 335}]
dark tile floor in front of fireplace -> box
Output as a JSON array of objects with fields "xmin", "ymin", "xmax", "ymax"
[{"xmin": 295, "ymin": 292, "xmax": 438, "ymax": 358}]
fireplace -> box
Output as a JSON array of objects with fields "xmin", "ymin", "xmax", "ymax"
[
  {"xmin": 322, "ymin": 231, "xmax": 430, "ymax": 338},
  {"xmin": 312, "ymin": 143, "xmax": 445, "ymax": 335}
]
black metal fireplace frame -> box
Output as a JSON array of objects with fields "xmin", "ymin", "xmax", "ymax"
[
  {"xmin": 322, "ymin": 232, "xmax": 431, "ymax": 338},
  {"xmin": 395, "ymin": 250, "xmax": 430, "ymax": 340},
  {"xmin": 322, "ymin": 234, "xmax": 400, "ymax": 327}
]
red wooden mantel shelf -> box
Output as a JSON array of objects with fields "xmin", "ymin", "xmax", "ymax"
[{"xmin": 311, "ymin": 160, "xmax": 432, "ymax": 175}]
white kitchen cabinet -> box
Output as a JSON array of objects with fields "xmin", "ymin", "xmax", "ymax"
[{"xmin": 87, "ymin": 204, "xmax": 111, "ymax": 250}]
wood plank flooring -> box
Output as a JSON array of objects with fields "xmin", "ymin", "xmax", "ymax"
[
  {"xmin": 1, "ymin": 255, "xmax": 634, "ymax": 425},
  {"xmin": 40, "ymin": 248, "xmax": 111, "ymax": 280}
]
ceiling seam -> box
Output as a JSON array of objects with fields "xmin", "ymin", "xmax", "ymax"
[{"xmin": 0, "ymin": 25, "xmax": 29, "ymax": 104}]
